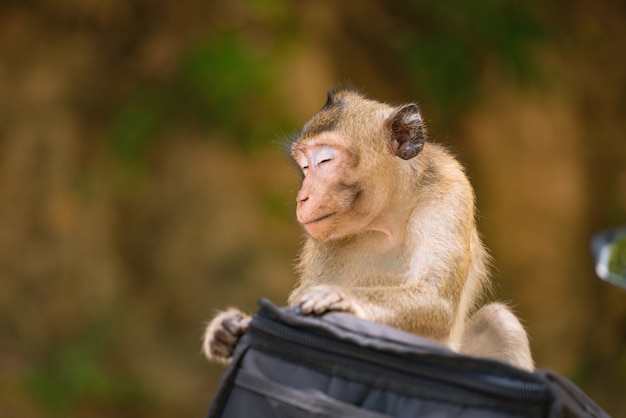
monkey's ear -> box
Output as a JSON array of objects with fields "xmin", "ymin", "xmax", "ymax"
[{"xmin": 386, "ymin": 104, "xmax": 425, "ymax": 160}]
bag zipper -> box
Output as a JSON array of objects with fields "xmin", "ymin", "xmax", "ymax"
[{"xmin": 248, "ymin": 312, "xmax": 551, "ymax": 404}]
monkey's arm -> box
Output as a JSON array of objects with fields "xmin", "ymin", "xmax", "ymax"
[{"xmin": 298, "ymin": 281, "xmax": 459, "ymax": 343}]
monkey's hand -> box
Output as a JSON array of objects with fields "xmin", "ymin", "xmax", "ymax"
[
  {"xmin": 202, "ymin": 308, "xmax": 251, "ymax": 364},
  {"xmin": 299, "ymin": 285, "xmax": 366, "ymax": 317}
]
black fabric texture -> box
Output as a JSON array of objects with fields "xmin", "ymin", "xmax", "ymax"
[{"xmin": 206, "ymin": 299, "xmax": 609, "ymax": 418}]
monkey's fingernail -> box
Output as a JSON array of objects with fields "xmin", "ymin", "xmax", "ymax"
[
  {"xmin": 300, "ymin": 301, "xmax": 312, "ymax": 313},
  {"xmin": 314, "ymin": 305, "xmax": 327, "ymax": 315}
]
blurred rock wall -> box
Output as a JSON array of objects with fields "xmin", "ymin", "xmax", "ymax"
[{"xmin": 0, "ymin": 0, "xmax": 625, "ymax": 416}]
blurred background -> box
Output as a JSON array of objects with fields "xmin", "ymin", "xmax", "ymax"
[{"xmin": 0, "ymin": 0, "xmax": 625, "ymax": 416}]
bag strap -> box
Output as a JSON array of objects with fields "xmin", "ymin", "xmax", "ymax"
[{"xmin": 535, "ymin": 370, "xmax": 609, "ymax": 418}]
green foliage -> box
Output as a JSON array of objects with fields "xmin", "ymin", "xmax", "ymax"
[
  {"xmin": 402, "ymin": 33, "xmax": 477, "ymax": 114},
  {"xmin": 23, "ymin": 328, "xmax": 150, "ymax": 416},
  {"xmin": 108, "ymin": 32, "xmax": 279, "ymax": 170},
  {"xmin": 108, "ymin": 90, "xmax": 166, "ymax": 165},
  {"xmin": 394, "ymin": 0, "xmax": 548, "ymax": 117},
  {"xmin": 101, "ymin": 2, "xmax": 551, "ymax": 167},
  {"xmin": 179, "ymin": 34, "xmax": 271, "ymax": 129}
]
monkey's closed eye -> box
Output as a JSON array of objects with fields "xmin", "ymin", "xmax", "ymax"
[{"xmin": 312, "ymin": 146, "xmax": 336, "ymax": 167}]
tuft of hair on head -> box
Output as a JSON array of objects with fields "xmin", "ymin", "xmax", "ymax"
[{"xmin": 323, "ymin": 83, "xmax": 366, "ymax": 106}]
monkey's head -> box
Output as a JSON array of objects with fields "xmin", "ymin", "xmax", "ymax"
[{"xmin": 290, "ymin": 89, "xmax": 426, "ymax": 241}]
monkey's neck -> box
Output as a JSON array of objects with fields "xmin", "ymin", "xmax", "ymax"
[
  {"xmin": 365, "ymin": 191, "xmax": 414, "ymax": 248},
  {"xmin": 365, "ymin": 216, "xmax": 407, "ymax": 247}
]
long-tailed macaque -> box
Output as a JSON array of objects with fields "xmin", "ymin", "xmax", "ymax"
[{"xmin": 203, "ymin": 89, "xmax": 534, "ymax": 371}]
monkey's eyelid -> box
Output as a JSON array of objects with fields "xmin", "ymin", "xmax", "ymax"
[{"xmin": 313, "ymin": 147, "xmax": 336, "ymax": 165}]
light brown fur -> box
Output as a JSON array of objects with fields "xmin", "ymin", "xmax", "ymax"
[{"xmin": 203, "ymin": 89, "xmax": 533, "ymax": 371}]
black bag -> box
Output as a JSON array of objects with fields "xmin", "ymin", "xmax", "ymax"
[{"xmin": 207, "ymin": 299, "xmax": 608, "ymax": 418}]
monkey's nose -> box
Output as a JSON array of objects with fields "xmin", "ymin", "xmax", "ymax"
[{"xmin": 296, "ymin": 190, "xmax": 309, "ymax": 204}]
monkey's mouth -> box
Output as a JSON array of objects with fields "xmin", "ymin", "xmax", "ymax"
[{"xmin": 302, "ymin": 213, "xmax": 336, "ymax": 225}]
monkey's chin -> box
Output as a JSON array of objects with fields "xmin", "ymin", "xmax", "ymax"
[
  {"xmin": 301, "ymin": 214, "xmax": 337, "ymax": 240},
  {"xmin": 305, "ymin": 228, "xmax": 334, "ymax": 241}
]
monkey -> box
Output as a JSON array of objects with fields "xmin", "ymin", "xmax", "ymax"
[{"xmin": 202, "ymin": 88, "xmax": 534, "ymax": 371}]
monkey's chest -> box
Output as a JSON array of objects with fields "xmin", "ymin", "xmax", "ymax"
[{"xmin": 327, "ymin": 240, "xmax": 409, "ymax": 286}]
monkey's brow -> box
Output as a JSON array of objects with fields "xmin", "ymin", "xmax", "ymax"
[
  {"xmin": 291, "ymin": 141, "xmax": 335, "ymax": 153},
  {"xmin": 300, "ymin": 106, "xmax": 343, "ymax": 139}
]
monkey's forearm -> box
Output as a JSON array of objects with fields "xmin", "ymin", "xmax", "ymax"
[{"xmin": 349, "ymin": 285, "xmax": 458, "ymax": 342}]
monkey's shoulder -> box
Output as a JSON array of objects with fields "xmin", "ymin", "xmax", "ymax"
[{"xmin": 406, "ymin": 143, "xmax": 473, "ymax": 196}]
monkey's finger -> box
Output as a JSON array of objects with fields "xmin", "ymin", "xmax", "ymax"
[
  {"xmin": 236, "ymin": 315, "xmax": 251, "ymax": 330},
  {"xmin": 311, "ymin": 293, "xmax": 344, "ymax": 314},
  {"xmin": 312, "ymin": 301, "xmax": 337, "ymax": 314},
  {"xmin": 210, "ymin": 341, "xmax": 234, "ymax": 360},
  {"xmin": 223, "ymin": 314, "xmax": 251, "ymax": 336},
  {"xmin": 301, "ymin": 296, "xmax": 332, "ymax": 314},
  {"xmin": 327, "ymin": 300, "xmax": 352, "ymax": 313},
  {"xmin": 312, "ymin": 302, "xmax": 333, "ymax": 315},
  {"xmin": 214, "ymin": 325, "xmax": 241, "ymax": 346},
  {"xmin": 300, "ymin": 298, "xmax": 316, "ymax": 314},
  {"xmin": 300, "ymin": 291, "xmax": 321, "ymax": 313},
  {"xmin": 301, "ymin": 286, "xmax": 342, "ymax": 313},
  {"xmin": 320, "ymin": 290, "xmax": 343, "ymax": 305}
]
